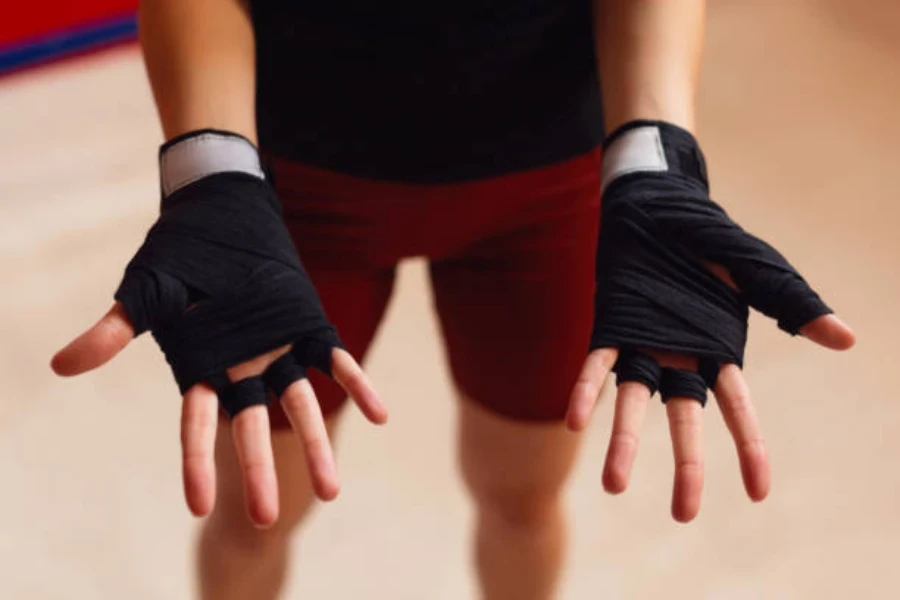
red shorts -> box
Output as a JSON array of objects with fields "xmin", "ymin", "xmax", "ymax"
[{"xmin": 265, "ymin": 149, "xmax": 602, "ymax": 428}]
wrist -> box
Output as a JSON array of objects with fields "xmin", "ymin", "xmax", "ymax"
[
  {"xmin": 603, "ymin": 97, "xmax": 696, "ymax": 136},
  {"xmin": 159, "ymin": 129, "xmax": 265, "ymax": 198},
  {"xmin": 601, "ymin": 120, "xmax": 708, "ymax": 193}
]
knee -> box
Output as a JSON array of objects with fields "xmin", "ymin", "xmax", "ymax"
[
  {"xmin": 202, "ymin": 514, "xmax": 289, "ymax": 559},
  {"xmin": 467, "ymin": 481, "xmax": 564, "ymax": 528}
]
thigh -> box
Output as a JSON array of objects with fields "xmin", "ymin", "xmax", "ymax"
[
  {"xmin": 458, "ymin": 397, "xmax": 582, "ymax": 517},
  {"xmin": 429, "ymin": 166, "xmax": 600, "ymax": 422}
]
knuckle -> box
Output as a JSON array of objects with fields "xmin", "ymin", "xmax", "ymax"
[
  {"xmin": 610, "ymin": 430, "xmax": 640, "ymax": 451},
  {"xmin": 676, "ymin": 459, "xmax": 704, "ymax": 475},
  {"xmin": 723, "ymin": 388, "xmax": 752, "ymax": 410},
  {"xmin": 181, "ymin": 409, "xmax": 217, "ymax": 438},
  {"xmin": 181, "ymin": 419, "xmax": 216, "ymax": 447}
]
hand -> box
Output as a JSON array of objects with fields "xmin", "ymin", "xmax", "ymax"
[
  {"xmin": 52, "ymin": 302, "xmax": 387, "ymax": 526},
  {"xmin": 568, "ymin": 120, "xmax": 856, "ymax": 522},
  {"xmin": 50, "ymin": 130, "xmax": 388, "ymax": 527}
]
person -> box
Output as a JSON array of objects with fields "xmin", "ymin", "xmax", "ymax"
[{"xmin": 50, "ymin": 0, "xmax": 856, "ymax": 598}]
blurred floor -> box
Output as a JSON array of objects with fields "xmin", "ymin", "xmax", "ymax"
[{"xmin": 1, "ymin": 1, "xmax": 898, "ymax": 598}]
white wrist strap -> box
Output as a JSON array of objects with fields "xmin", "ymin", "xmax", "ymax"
[
  {"xmin": 601, "ymin": 125, "xmax": 669, "ymax": 193},
  {"xmin": 160, "ymin": 132, "xmax": 265, "ymax": 198}
]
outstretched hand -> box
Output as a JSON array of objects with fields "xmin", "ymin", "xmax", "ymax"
[
  {"xmin": 52, "ymin": 302, "xmax": 387, "ymax": 527},
  {"xmin": 571, "ymin": 120, "xmax": 856, "ymax": 522}
]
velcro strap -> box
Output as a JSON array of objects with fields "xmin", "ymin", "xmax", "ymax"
[
  {"xmin": 601, "ymin": 121, "xmax": 708, "ymax": 193},
  {"xmin": 159, "ymin": 130, "xmax": 265, "ymax": 198}
]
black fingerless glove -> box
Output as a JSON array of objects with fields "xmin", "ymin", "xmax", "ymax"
[
  {"xmin": 115, "ymin": 130, "xmax": 342, "ymax": 417},
  {"xmin": 591, "ymin": 120, "xmax": 832, "ymax": 404}
]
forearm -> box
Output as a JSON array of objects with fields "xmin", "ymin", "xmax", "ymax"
[
  {"xmin": 594, "ymin": 0, "xmax": 705, "ymax": 133},
  {"xmin": 138, "ymin": 0, "xmax": 257, "ymax": 143}
]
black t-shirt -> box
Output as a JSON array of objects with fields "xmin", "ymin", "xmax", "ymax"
[{"xmin": 252, "ymin": 1, "xmax": 603, "ymax": 182}]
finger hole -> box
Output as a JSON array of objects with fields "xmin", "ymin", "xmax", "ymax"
[
  {"xmin": 614, "ymin": 349, "xmax": 661, "ymax": 395},
  {"xmin": 218, "ymin": 377, "xmax": 269, "ymax": 419},
  {"xmin": 660, "ymin": 368, "xmax": 708, "ymax": 407},
  {"xmin": 262, "ymin": 353, "xmax": 307, "ymax": 399},
  {"xmin": 226, "ymin": 345, "xmax": 292, "ymax": 383},
  {"xmin": 293, "ymin": 332, "xmax": 341, "ymax": 377},
  {"xmin": 703, "ymin": 262, "xmax": 738, "ymax": 291}
]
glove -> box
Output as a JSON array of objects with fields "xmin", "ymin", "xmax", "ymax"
[
  {"xmin": 115, "ymin": 129, "xmax": 342, "ymax": 417},
  {"xmin": 591, "ymin": 120, "xmax": 832, "ymax": 405}
]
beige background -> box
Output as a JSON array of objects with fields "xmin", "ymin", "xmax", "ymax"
[{"xmin": 1, "ymin": 1, "xmax": 898, "ymax": 598}]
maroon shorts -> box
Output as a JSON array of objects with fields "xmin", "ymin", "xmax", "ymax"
[{"xmin": 264, "ymin": 149, "xmax": 602, "ymax": 428}]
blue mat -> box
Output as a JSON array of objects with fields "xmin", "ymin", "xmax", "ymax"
[{"xmin": 0, "ymin": 14, "xmax": 137, "ymax": 74}]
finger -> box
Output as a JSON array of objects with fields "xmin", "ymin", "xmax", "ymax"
[
  {"xmin": 602, "ymin": 381, "xmax": 651, "ymax": 494},
  {"xmin": 566, "ymin": 347, "xmax": 619, "ymax": 431},
  {"xmin": 181, "ymin": 383, "xmax": 219, "ymax": 517},
  {"xmin": 331, "ymin": 349, "xmax": 387, "ymax": 425},
  {"xmin": 281, "ymin": 378, "xmax": 340, "ymax": 501},
  {"xmin": 666, "ymin": 398, "xmax": 704, "ymax": 523},
  {"xmin": 713, "ymin": 364, "xmax": 770, "ymax": 502},
  {"xmin": 51, "ymin": 303, "xmax": 134, "ymax": 376},
  {"xmin": 231, "ymin": 406, "xmax": 279, "ymax": 527},
  {"xmin": 799, "ymin": 314, "xmax": 856, "ymax": 351}
]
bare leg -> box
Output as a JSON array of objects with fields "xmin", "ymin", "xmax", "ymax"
[
  {"xmin": 197, "ymin": 414, "xmax": 342, "ymax": 600},
  {"xmin": 458, "ymin": 398, "xmax": 583, "ymax": 600}
]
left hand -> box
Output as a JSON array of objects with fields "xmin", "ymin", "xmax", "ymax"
[{"xmin": 566, "ymin": 120, "xmax": 856, "ymax": 522}]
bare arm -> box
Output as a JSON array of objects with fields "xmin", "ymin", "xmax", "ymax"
[
  {"xmin": 51, "ymin": 1, "xmax": 384, "ymax": 528},
  {"xmin": 594, "ymin": 0, "xmax": 705, "ymax": 132},
  {"xmin": 138, "ymin": 0, "xmax": 257, "ymax": 142}
]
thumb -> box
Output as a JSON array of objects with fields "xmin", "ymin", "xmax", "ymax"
[
  {"xmin": 51, "ymin": 303, "xmax": 135, "ymax": 376},
  {"xmin": 798, "ymin": 314, "xmax": 856, "ymax": 351}
]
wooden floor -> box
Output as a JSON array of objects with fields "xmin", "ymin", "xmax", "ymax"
[{"xmin": 1, "ymin": 1, "xmax": 898, "ymax": 598}]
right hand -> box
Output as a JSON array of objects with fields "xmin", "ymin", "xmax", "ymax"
[
  {"xmin": 566, "ymin": 120, "xmax": 854, "ymax": 522},
  {"xmin": 50, "ymin": 130, "xmax": 387, "ymax": 526}
]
